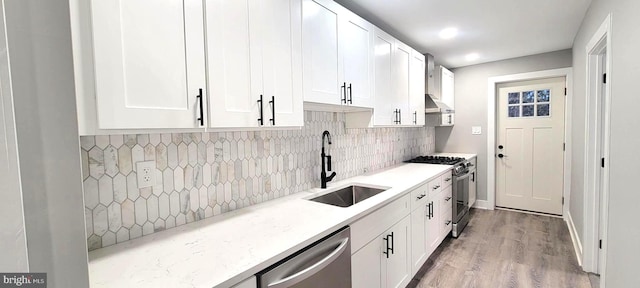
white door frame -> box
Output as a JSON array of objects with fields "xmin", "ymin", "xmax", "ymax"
[
  {"xmin": 486, "ymin": 68, "xmax": 573, "ymax": 215},
  {"xmin": 583, "ymin": 14, "xmax": 612, "ymax": 286}
]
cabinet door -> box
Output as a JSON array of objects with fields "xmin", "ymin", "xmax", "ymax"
[
  {"xmin": 341, "ymin": 12, "xmax": 374, "ymax": 108},
  {"xmin": 302, "ymin": 0, "xmax": 343, "ymax": 105},
  {"xmin": 91, "ymin": 0, "xmax": 206, "ymax": 129},
  {"xmin": 382, "ymin": 216, "xmax": 411, "ymax": 288},
  {"xmin": 261, "ymin": 0, "xmax": 304, "ymax": 127},
  {"xmin": 440, "ymin": 66, "xmax": 455, "ymax": 109},
  {"xmin": 426, "ymin": 195, "xmax": 441, "ymax": 255},
  {"xmin": 394, "ymin": 41, "xmax": 412, "ymax": 125},
  {"xmin": 372, "ymin": 28, "xmax": 395, "ymax": 125},
  {"xmin": 206, "ymin": 0, "xmax": 260, "ymax": 128},
  {"xmin": 352, "ymin": 237, "xmax": 382, "ymax": 288},
  {"xmin": 410, "ymin": 205, "xmax": 428, "ymax": 275},
  {"xmin": 409, "ymin": 50, "xmax": 425, "ymax": 126}
]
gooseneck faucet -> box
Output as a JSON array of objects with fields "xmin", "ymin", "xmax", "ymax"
[{"xmin": 321, "ymin": 130, "xmax": 337, "ymax": 188}]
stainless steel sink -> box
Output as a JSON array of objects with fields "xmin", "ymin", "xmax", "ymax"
[{"xmin": 309, "ymin": 185, "xmax": 388, "ymax": 207}]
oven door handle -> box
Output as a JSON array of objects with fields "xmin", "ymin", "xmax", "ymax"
[{"xmin": 267, "ymin": 237, "xmax": 349, "ymax": 288}]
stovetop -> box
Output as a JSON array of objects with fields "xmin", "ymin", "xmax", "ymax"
[{"xmin": 405, "ymin": 155, "xmax": 466, "ymax": 165}]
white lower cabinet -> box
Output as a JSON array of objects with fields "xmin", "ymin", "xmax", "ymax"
[
  {"xmin": 352, "ymin": 216, "xmax": 411, "ymax": 288},
  {"xmin": 410, "ymin": 202, "xmax": 428, "ymax": 275},
  {"xmin": 231, "ymin": 276, "xmax": 256, "ymax": 288},
  {"xmin": 425, "ymin": 191, "xmax": 442, "ymax": 255}
]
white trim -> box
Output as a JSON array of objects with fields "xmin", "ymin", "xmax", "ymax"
[
  {"xmin": 472, "ymin": 200, "xmax": 491, "ymax": 210},
  {"xmin": 487, "ymin": 68, "xmax": 573, "ymax": 214},
  {"xmin": 565, "ymin": 211, "xmax": 583, "ymax": 266},
  {"xmin": 583, "ymin": 15, "xmax": 612, "ymax": 288}
]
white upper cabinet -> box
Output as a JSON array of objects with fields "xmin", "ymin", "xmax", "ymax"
[
  {"xmin": 206, "ymin": 0, "xmax": 303, "ymax": 128},
  {"xmin": 302, "ymin": 0, "xmax": 343, "ymax": 106},
  {"xmin": 372, "ymin": 28, "xmax": 396, "ymax": 125},
  {"xmin": 409, "ymin": 50, "xmax": 426, "ymax": 126},
  {"xmin": 302, "ymin": 0, "xmax": 373, "ymax": 109},
  {"xmin": 90, "ymin": 0, "xmax": 206, "ymax": 129},
  {"xmin": 440, "ymin": 66, "xmax": 455, "ymax": 110},
  {"xmin": 394, "ymin": 41, "xmax": 412, "ymax": 125},
  {"xmin": 340, "ymin": 11, "xmax": 374, "ymax": 108}
]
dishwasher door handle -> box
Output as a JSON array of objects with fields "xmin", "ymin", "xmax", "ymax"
[{"xmin": 267, "ymin": 237, "xmax": 350, "ymax": 288}]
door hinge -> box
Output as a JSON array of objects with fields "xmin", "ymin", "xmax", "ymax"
[
  {"xmin": 603, "ymin": 73, "xmax": 607, "ymax": 84},
  {"xmin": 564, "ymin": 87, "xmax": 567, "ymax": 95},
  {"xmin": 599, "ymin": 239, "xmax": 603, "ymax": 249},
  {"xmin": 563, "ymin": 143, "xmax": 566, "ymax": 151},
  {"xmin": 562, "ymin": 197, "xmax": 564, "ymax": 205},
  {"xmin": 601, "ymin": 158, "xmax": 605, "ymax": 168}
]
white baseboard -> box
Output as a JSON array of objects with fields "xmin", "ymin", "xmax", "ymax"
[
  {"xmin": 472, "ymin": 200, "xmax": 492, "ymax": 210},
  {"xmin": 565, "ymin": 211, "xmax": 583, "ymax": 266}
]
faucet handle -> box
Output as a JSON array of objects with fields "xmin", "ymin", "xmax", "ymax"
[{"xmin": 327, "ymin": 155, "xmax": 332, "ymax": 171}]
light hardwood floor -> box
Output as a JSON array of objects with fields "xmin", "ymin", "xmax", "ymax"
[{"xmin": 408, "ymin": 209, "xmax": 594, "ymax": 288}]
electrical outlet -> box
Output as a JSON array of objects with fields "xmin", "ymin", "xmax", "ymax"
[
  {"xmin": 472, "ymin": 126, "xmax": 482, "ymax": 135},
  {"xmin": 136, "ymin": 160, "xmax": 156, "ymax": 188}
]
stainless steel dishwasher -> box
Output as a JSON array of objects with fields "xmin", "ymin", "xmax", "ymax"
[{"xmin": 256, "ymin": 226, "xmax": 351, "ymax": 288}]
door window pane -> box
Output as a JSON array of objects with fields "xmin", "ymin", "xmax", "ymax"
[
  {"xmin": 522, "ymin": 105, "xmax": 534, "ymax": 117},
  {"xmin": 522, "ymin": 91, "xmax": 534, "ymax": 103},
  {"xmin": 508, "ymin": 106, "xmax": 520, "ymax": 117},
  {"xmin": 537, "ymin": 89, "xmax": 550, "ymax": 102},
  {"xmin": 508, "ymin": 92, "xmax": 520, "ymax": 104},
  {"xmin": 537, "ymin": 104, "xmax": 550, "ymax": 116}
]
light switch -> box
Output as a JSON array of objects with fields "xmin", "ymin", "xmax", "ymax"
[{"xmin": 472, "ymin": 126, "xmax": 482, "ymax": 135}]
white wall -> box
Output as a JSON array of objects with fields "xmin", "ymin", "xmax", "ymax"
[
  {"xmin": 2, "ymin": 0, "xmax": 89, "ymax": 286},
  {"xmin": 437, "ymin": 50, "xmax": 572, "ymax": 203},
  {"xmin": 571, "ymin": 0, "xmax": 640, "ymax": 286},
  {"xmin": 0, "ymin": 0, "xmax": 27, "ymax": 268}
]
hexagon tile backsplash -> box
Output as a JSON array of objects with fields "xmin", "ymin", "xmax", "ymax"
[{"xmin": 81, "ymin": 111, "xmax": 435, "ymax": 251}]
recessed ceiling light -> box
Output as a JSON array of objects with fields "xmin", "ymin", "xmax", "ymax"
[
  {"xmin": 439, "ymin": 27, "xmax": 458, "ymax": 40},
  {"xmin": 465, "ymin": 53, "xmax": 480, "ymax": 61}
]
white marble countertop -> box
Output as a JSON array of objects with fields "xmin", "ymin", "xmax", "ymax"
[{"xmin": 88, "ymin": 163, "xmax": 452, "ymax": 288}]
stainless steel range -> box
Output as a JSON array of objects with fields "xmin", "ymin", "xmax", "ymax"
[{"xmin": 406, "ymin": 156, "xmax": 472, "ymax": 238}]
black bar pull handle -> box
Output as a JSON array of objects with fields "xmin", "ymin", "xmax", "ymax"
[
  {"xmin": 347, "ymin": 83, "xmax": 353, "ymax": 104},
  {"xmin": 431, "ymin": 201, "xmax": 434, "ymax": 218},
  {"xmin": 383, "ymin": 234, "xmax": 391, "ymax": 258},
  {"xmin": 399, "ymin": 109, "xmax": 401, "ymax": 124},
  {"xmin": 269, "ymin": 96, "xmax": 275, "ymax": 125},
  {"xmin": 389, "ymin": 232, "xmax": 394, "ymax": 255},
  {"xmin": 414, "ymin": 111, "xmax": 417, "ymax": 124},
  {"xmin": 341, "ymin": 82, "xmax": 347, "ymax": 104},
  {"xmin": 197, "ymin": 88, "xmax": 204, "ymax": 126},
  {"xmin": 257, "ymin": 95, "xmax": 264, "ymax": 126}
]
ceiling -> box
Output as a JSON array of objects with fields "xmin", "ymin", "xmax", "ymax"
[{"xmin": 334, "ymin": 0, "xmax": 592, "ymax": 68}]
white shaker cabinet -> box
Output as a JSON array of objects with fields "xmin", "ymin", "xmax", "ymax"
[
  {"xmin": 302, "ymin": 0, "xmax": 374, "ymax": 109},
  {"xmin": 409, "ymin": 50, "xmax": 426, "ymax": 126},
  {"xmin": 371, "ymin": 28, "xmax": 397, "ymax": 125},
  {"xmin": 394, "ymin": 41, "xmax": 412, "ymax": 125},
  {"xmin": 341, "ymin": 11, "xmax": 375, "ymax": 108},
  {"xmin": 90, "ymin": 0, "xmax": 206, "ymax": 129},
  {"xmin": 206, "ymin": 0, "xmax": 303, "ymax": 128},
  {"xmin": 352, "ymin": 216, "xmax": 412, "ymax": 288}
]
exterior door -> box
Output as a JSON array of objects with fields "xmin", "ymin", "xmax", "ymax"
[
  {"xmin": 91, "ymin": 0, "xmax": 206, "ymax": 129},
  {"xmin": 496, "ymin": 77, "xmax": 565, "ymax": 215}
]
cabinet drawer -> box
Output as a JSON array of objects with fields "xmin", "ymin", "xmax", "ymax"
[
  {"xmin": 442, "ymin": 207, "xmax": 453, "ymax": 236},
  {"xmin": 351, "ymin": 194, "xmax": 411, "ymax": 253},
  {"xmin": 427, "ymin": 177, "xmax": 442, "ymax": 197},
  {"xmin": 441, "ymin": 170, "xmax": 453, "ymax": 188},
  {"xmin": 410, "ymin": 183, "xmax": 429, "ymax": 211},
  {"xmin": 440, "ymin": 185, "xmax": 453, "ymax": 213}
]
